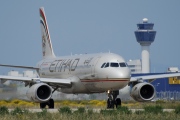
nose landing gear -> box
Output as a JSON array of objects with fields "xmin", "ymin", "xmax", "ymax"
[{"xmin": 107, "ymin": 90, "xmax": 121, "ymax": 109}]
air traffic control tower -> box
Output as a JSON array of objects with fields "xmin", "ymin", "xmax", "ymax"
[{"xmin": 135, "ymin": 18, "xmax": 156, "ymax": 73}]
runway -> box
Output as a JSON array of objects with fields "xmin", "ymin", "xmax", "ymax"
[{"xmin": 8, "ymin": 108, "xmax": 175, "ymax": 113}]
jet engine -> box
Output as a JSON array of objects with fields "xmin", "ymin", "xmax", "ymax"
[
  {"xmin": 26, "ymin": 83, "xmax": 52, "ymax": 102},
  {"xmin": 130, "ymin": 82, "xmax": 155, "ymax": 102}
]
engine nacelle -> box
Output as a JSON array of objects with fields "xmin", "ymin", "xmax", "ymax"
[
  {"xmin": 130, "ymin": 82, "xmax": 155, "ymax": 102},
  {"xmin": 26, "ymin": 83, "xmax": 52, "ymax": 102}
]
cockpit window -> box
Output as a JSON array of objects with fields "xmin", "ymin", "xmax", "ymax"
[
  {"xmin": 119, "ymin": 62, "xmax": 127, "ymax": 67},
  {"xmin": 110, "ymin": 63, "xmax": 119, "ymax": 67},
  {"xmin": 101, "ymin": 63, "xmax": 106, "ymax": 68},
  {"xmin": 102, "ymin": 62, "xmax": 127, "ymax": 68},
  {"xmin": 104, "ymin": 62, "xmax": 109, "ymax": 68}
]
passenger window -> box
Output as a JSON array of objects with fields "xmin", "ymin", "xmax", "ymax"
[
  {"xmin": 110, "ymin": 63, "xmax": 119, "ymax": 67},
  {"xmin": 105, "ymin": 62, "xmax": 109, "ymax": 68},
  {"xmin": 119, "ymin": 62, "xmax": 127, "ymax": 67},
  {"xmin": 101, "ymin": 63, "xmax": 106, "ymax": 68}
]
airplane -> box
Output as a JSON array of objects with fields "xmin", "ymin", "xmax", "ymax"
[{"xmin": 0, "ymin": 7, "xmax": 180, "ymax": 109}]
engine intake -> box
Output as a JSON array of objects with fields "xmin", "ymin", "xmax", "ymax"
[
  {"xmin": 26, "ymin": 83, "xmax": 52, "ymax": 102},
  {"xmin": 130, "ymin": 82, "xmax": 155, "ymax": 102}
]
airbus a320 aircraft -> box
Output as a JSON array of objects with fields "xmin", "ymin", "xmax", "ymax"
[{"xmin": 0, "ymin": 7, "xmax": 180, "ymax": 109}]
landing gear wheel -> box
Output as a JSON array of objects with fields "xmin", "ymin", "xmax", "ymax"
[
  {"xmin": 107, "ymin": 98, "xmax": 115, "ymax": 109},
  {"xmin": 39, "ymin": 98, "xmax": 54, "ymax": 109},
  {"xmin": 40, "ymin": 102, "xmax": 46, "ymax": 109},
  {"xmin": 107, "ymin": 98, "xmax": 110, "ymax": 108},
  {"xmin": 115, "ymin": 98, "xmax": 121, "ymax": 108},
  {"xmin": 48, "ymin": 98, "xmax": 54, "ymax": 109}
]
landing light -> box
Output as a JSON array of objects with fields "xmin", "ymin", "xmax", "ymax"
[{"xmin": 107, "ymin": 90, "xmax": 110, "ymax": 94}]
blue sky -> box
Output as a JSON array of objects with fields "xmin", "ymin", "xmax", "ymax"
[{"xmin": 0, "ymin": 1, "xmax": 179, "ymax": 73}]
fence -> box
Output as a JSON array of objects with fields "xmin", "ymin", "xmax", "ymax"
[{"xmin": 156, "ymin": 91, "xmax": 180, "ymax": 101}]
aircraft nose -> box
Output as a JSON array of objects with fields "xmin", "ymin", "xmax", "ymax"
[{"xmin": 119, "ymin": 68, "xmax": 131, "ymax": 79}]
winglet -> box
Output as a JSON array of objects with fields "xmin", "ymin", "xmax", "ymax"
[{"xmin": 40, "ymin": 7, "xmax": 56, "ymax": 59}]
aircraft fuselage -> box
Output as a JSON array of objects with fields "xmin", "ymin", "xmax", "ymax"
[{"xmin": 37, "ymin": 53, "xmax": 131, "ymax": 93}]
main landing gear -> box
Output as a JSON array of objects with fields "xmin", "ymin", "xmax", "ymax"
[
  {"xmin": 39, "ymin": 87, "xmax": 59, "ymax": 109},
  {"xmin": 107, "ymin": 90, "xmax": 121, "ymax": 109},
  {"xmin": 40, "ymin": 98, "xmax": 54, "ymax": 109}
]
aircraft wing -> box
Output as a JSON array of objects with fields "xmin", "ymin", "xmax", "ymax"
[
  {"xmin": 130, "ymin": 73, "xmax": 180, "ymax": 82},
  {"xmin": 0, "ymin": 64, "xmax": 72, "ymax": 88},
  {"xmin": 0, "ymin": 75, "xmax": 72, "ymax": 88},
  {"xmin": 0, "ymin": 64, "xmax": 39, "ymax": 70}
]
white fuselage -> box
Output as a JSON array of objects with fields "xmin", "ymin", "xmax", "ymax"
[{"xmin": 37, "ymin": 53, "xmax": 131, "ymax": 94}]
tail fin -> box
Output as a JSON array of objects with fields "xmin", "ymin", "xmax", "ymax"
[{"xmin": 39, "ymin": 7, "xmax": 56, "ymax": 59}]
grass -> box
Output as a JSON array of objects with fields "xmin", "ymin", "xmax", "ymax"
[
  {"xmin": 58, "ymin": 106, "xmax": 72, "ymax": 114},
  {"xmin": 1, "ymin": 99, "xmax": 180, "ymax": 109},
  {"xmin": 0, "ymin": 106, "xmax": 180, "ymax": 120},
  {"xmin": 174, "ymin": 105, "xmax": 180, "ymax": 114},
  {"xmin": 0, "ymin": 99, "xmax": 107, "ymax": 109},
  {"xmin": 0, "ymin": 106, "xmax": 9, "ymax": 115},
  {"xmin": 1, "ymin": 99, "xmax": 180, "ymax": 119},
  {"xmin": 143, "ymin": 105, "xmax": 163, "ymax": 114}
]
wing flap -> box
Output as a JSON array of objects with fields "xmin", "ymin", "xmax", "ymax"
[
  {"xmin": 0, "ymin": 75, "xmax": 72, "ymax": 88},
  {"xmin": 36, "ymin": 78, "xmax": 72, "ymax": 87}
]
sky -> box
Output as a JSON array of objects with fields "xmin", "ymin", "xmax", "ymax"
[{"xmin": 0, "ymin": 1, "xmax": 180, "ymax": 73}]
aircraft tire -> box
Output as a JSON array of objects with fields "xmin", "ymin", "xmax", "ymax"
[
  {"xmin": 40, "ymin": 102, "xmax": 46, "ymax": 109},
  {"xmin": 48, "ymin": 98, "xmax": 54, "ymax": 109},
  {"xmin": 115, "ymin": 98, "xmax": 121, "ymax": 108},
  {"xmin": 107, "ymin": 99, "xmax": 110, "ymax": 108},
  {"xmin": 107, "ymin": 98, "xmax": 114, "ymax": 109}
]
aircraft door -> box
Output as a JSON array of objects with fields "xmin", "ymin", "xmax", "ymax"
[
  {"xmin": 81, "ymin": 56, "xmax": 102, "ymax": 92},
  {"xmin": 91, "ymin": 56, "xmax": 101, "ymax": 78}
]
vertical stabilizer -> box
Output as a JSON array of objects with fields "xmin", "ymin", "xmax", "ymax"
[{"xmin": 40, "ymin": 7, "xmax": 56, "ymax": 59}]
